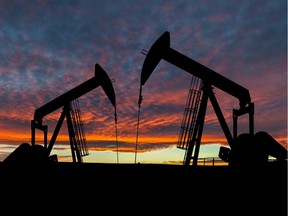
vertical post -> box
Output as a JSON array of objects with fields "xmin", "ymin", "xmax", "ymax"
[
  {"xmin": 65, "ymin": 104, "xmax": 77, "ymax": 163},
  {"xmin": 233, "ymin": 110, "xmax": 238, "ymax": 139},
  {"xmin": 31, "ymin": 120, "xmax": 35, "ymax": 146},
  {"xmin": 185, "ymin": 88, "xmax": 208, "ymax": 166},
  {"xmin": 249, "ymin": 103, "xmax": 254, "ymax": 135},
  {"xmin": 44, "ymin": 125, "xmax": 48, "ymax": 149}
]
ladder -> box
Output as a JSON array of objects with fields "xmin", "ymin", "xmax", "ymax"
[
  {"xmin": 70, "ymin": 99, "xmax": 89, "ymax": 158},
  {"xmin": 177, "ymin": 76, "xmax": 202, "ymax": 164}
]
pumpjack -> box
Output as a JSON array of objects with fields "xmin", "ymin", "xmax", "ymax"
[
  {"xmin": 4, "ymin": 63, "xmax": 116, "ymax": 164},
  {"xmin": 139, "ymin": 31, "xmax": 287, "ymax": 167}
]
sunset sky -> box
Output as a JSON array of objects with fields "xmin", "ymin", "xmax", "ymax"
[{"xmin": 0, "ymin": 0, "xmax": 287, "ymax": 164}]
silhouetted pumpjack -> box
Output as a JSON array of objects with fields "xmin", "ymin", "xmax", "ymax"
[
  {"xmin": 139, "ymin": 31, "xmax": 287, "ymax": 167},
  {"xmin": 4, "ymin": 63, "xmax": 116, "ymax": 164}
]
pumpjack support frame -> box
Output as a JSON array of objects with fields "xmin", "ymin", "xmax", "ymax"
[
  {"xmin": 31, "ymin": 63, "xmax": 116, "ymax": 162},
  {"xmin": 140, "ymin": 31, "xmax": 254, "ymax": 166}
]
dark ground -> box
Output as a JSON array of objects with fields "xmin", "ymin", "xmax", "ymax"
[{"xmin": 0, "ymin": 161, "xmax": 287, "ymax": 215}]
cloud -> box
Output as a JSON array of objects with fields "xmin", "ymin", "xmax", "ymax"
[{"xmin": 0, "ymin": 0, "xmax": 286, "ymax": 159}]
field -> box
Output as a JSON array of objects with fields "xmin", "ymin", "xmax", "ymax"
[{"xmin": 0, "ymin": 161, "xmax": 286, "ymax": 215}]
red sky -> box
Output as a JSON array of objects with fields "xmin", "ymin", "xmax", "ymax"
[{"xmin": 0, "ymin": 0, "xmax": 287, "ymax": 163}]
